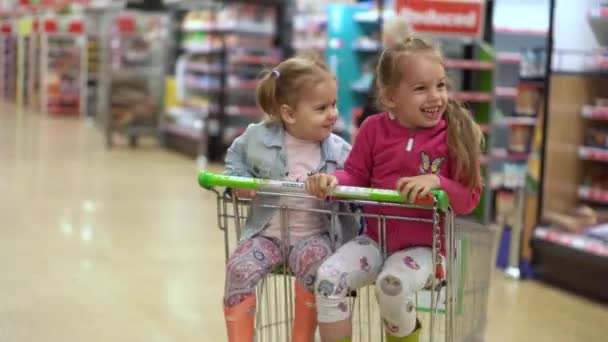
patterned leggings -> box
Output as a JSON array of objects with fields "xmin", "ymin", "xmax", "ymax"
[
  {"xmin": 224, "ymin": 234, "xmax": 332, "ymax": 307},
  {"xmin": 315, "ymin": 235, "xmax": 438, "ymax": 338}
]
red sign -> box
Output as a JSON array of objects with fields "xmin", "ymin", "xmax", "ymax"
[
  {"xmin": 68, "ymin": 20, "xmax": 84, "ymax": 34},
  {"xmin": 395, "ymin": 0, "xmax": 484, "ymax": 38},
  {"xmin": 43, "ymin": 19, "xmax": 58, "ymax": 33},
  {"xmin": 1, "ymin": 24, "xmax": 11, "ymax": 34},
  {"xmin": 116, "ymin": 16, "xmax": 136, "ymax": 34}
]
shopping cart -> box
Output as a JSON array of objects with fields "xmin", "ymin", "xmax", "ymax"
[{"xmin": 199, "ymin": 172, "xmax": 495, "ymax": 342}]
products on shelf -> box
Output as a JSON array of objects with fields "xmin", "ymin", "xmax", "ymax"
[
  {"xmin": 520, "ymin": 47, "xmax": 546, "ymax": 79},
  {"xmin": 508, "ymin": 126, "xmax": 533, "ymax": 153},
  {"xmin": 105, "ymin": 12, "xmax": 168, "ymax": 143},
  {"xmin": 216, "ymin": 4, "xmax": 276, "ymax": 34},
  {"xmin": 515, "ymin": 86, "xmax": 542, "ymax": 116},
  {"xmin": 293, "ymin": 13, "xmax": 327, "ymax": 52},
  {"xmin": 582, "ymin": 164, "xmax": 608, "ymax": 190},
  {"xmin": 44, "ymin": 34, "xmax": 84, "ymax": 116},
  {"xmin": 584, "ymin": 223, "xmax": 608, "ymax": 244},
  {"xmin": 545, "ymin": 206, "xmax": 599, "ymax": 233},
  {"xmin": 1, "ymin": 35, "xmax": 17, "ymax": 101},
  {"xmin": 110, "ymin": 75, "xmax": 154, "ymax": 126},
  {"xmin": 353, "ymin": 33, "xmax": 382, "ymax": 51},
  {"xmin": 168, "ymin": 2, "xmax": 282, "ymax": 160},
  {"xmin": 585, "ymin": 127, "xmax": 608, "ymax": 148},
  {"xmin": 495, "ymin": 191, "xmax": 518, "ymax": 227},
  {"xmin": 490, "ymin": 162, "xmax": 528, "ymax": 190}
]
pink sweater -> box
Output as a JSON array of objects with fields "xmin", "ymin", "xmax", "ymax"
[{"xmin": 335, "ymin": 113, "xmax": 481, "ymax": 253}]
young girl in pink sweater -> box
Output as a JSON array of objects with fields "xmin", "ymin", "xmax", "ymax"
[{"xmin": 305, "ymin": 36, "xmax": 483, "ymax": 342}]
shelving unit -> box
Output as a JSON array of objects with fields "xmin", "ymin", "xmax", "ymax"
[
  {"xmin": 0, "ymin": 20, "xmax": 17, "ymax": 102},
  {"xmin": 16, "ymin": 17, "xmax": 32, "ymax": 111},
  {"xmin": 99, "ymin": 11, "xmax": 169, "ymax": 147},
  {"xmin": 27, "ymin": 18, "xmax": 41, "ymax": 111},
  {"xmin": 164, "ymin": 2, "xmax": 284, "ymax": 164},
  {"xmin": 326, "ymin": 3, "xmax": 382, "ymax": 142},
  {"xmin": 86, "ymin": 34, "xmax": 100, "ymax": 118},
  {"xmin": 40, "ymin": 16, "xmax": 87, "ymax": 117},
  {"xmin": 533, "ymin": 1, "xmax": 608, "ymax": 300}
]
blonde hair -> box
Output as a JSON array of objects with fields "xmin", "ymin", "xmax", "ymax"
[
  {"xmin": 256, "ymin": 55, "xmax": 333, "ymax": 122},
  {"xmin": 376, "ymin": 37, "xmax": 484, "ymax": 189},
  {"xmin": 382, "ymin": 16, "xmax": 413, "ymax": 46}
]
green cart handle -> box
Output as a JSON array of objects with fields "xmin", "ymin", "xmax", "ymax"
[{"xmin": 199, "ymin": 172, "xmax": 449, "ymax": 212}]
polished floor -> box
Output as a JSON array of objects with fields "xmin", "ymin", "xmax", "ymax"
[{"xmin": 1, "ymin": 107, "xmax": 606, "ymax": 342}]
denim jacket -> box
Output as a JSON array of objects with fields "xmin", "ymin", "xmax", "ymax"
[{"xmin": 224, "ymin": 121, "xmax": 360, "ymax": 248}]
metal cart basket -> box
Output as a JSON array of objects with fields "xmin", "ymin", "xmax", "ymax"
[{"xmin": 199, "ymin": 172, "xmax": 495, "ymax": 342}]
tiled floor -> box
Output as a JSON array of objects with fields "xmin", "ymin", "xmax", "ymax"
[{"xmin": 1, "ymin": 107, "xmax": 606, "ymax": 341}]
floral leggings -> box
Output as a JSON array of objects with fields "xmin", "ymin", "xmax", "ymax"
[
  {"xmin": 224, "ymin": 233, "xmax": 332, "ymax": 307},
  {"xmin": 315, "ymin": 235, "xmax": 438, "ymax": 338}
]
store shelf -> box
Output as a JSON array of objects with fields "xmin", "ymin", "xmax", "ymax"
[
  {"xmin": 229, "ymin": 55, "xmax": 281, "ymax": 65},
  {"xmin": 445, "ymin": 59, "xmax": 495, "ymax": 70},
  {"xmin": 352, "ymin": 41, "xmax": 382, "ymax": 52},
  {"xmin": 519, "ymin": 78, "xmax": 545, "ymax": 89},
  {"xmin": 225, "ymin": 105, "xmax": 260, "ymax": 117},
  {"xmin": 490, "ymin": 148, "xmax": 531, "ymax": 161},
  {"xmin": 451, "ymin": 91, "xmax": 493, "ymax": 102},
  {"xmin": 186, "ymin": 81, "xmax": 222, "ymax": 92},
  {"xmin": 579, "ymin": 146, "xmax": 608, "ymax": 162},
  {"xmin": 495, "ymin": 116, "xmax": 537, "ymax": 127},
  {"xmin": 293, "ymin": 41, "xmax": 327, "ymax": 50},
  {"xmin": 535, "ymin": 226, "xmax": 608, "ymax": 257},
  {"xmin": 181, "ymin": 44, "xmax": 223, "ymax": 54},
  {"xmin": 182, "ymin": 22, "xmax": 217, "ymax": 32},
  {"xmin": 161, "ymin": 122, "xmax": 202, "ymax": 141},
  {"xmin": 496, "ymin": 52, "xmax": 522, "ymax": 64},
  {"xmin": 494, "ymin": 26, "xmax": 548, "ymax": 37},
  {"xmin": 578, "ymin": 185, "xmax": 608, "ymax": 204},
  {"xmin": 582, "ymin": 105, "xmax": 608, "ymax": 120},
  {"xmin": 495, "ymin": 86, "xmax": 518, "ymax": 98},
  {"xmin": 186, "ymin": 63, "xmax": 223, "ymax": 74}
]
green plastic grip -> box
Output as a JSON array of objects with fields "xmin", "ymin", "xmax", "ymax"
[{"xmin": 198, "ymin": 171, "xmax": 450, "ymax": 211}]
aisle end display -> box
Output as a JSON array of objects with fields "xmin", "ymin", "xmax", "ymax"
[
  {"xmin": 0, "ymin": 19, "xmax": 16, "ymax": 102},
  {"xmin": 40, "ymin": 15, "xmax": 87, "ymax": 117},
  {"xmin": 99, "ymin": 11, "xmax": 169, "ymax": 147}
]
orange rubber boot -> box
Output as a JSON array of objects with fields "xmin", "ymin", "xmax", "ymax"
[
  {"xmin": 224, "ymin": 295, "xmax": 256, "ymax": 342},
  {"xmin": 292, "ymin": 281, "xmax": 318, "ymax": 342}
]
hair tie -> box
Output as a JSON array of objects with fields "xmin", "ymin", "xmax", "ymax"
[{"xmin": 272, "ymin": 69, "xmax": 280, "ymax": 79}]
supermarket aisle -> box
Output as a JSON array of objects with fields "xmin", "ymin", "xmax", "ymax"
[{"xmin": 0, "ymin": 107, "xmax": 606, "ymax": 342}]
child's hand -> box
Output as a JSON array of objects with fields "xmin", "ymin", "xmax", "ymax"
[
  {"xmin": 305, "ymin": 174, "xmax": 338, "ymax": 199},
  {"xmin": 396, "ymin": 174, "xmax": 440, "ymax": 203},
  {"xmin": 233, "ymin": 188, "xmax": 256, "ymax": 199}
]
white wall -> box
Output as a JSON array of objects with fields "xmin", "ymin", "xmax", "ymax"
[
  {"xmin": 493, "ymin": 0, "xmax": 603, "ymax": 72},
  {"xmin": 493, "ymin": 0, "xmax": 550, "ymax": 32},
  {"xmin": 552, "ymin": 0, "xmax": 602, "ymax": 72}
]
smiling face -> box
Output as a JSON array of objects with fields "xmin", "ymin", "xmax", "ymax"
[
  {"xmin": 280, "ymin": 77, "xmax": 338, "ymax": 142},
  {"xmin": 380, "ymin": 51, "xmax": 448, "ymax": 129}
]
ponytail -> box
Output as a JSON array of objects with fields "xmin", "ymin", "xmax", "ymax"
[
  {"xmin": 255, "ymin": 70, "xmax": 280, "ymax": 122},
  {"xmin": 446, "ymin": 99, "xmax": 484, "ymax": 189}
]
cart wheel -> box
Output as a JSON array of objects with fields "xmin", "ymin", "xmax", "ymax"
[{"xmin": 129, "ymin": 135, "xmax": 139, "ymax": 147}]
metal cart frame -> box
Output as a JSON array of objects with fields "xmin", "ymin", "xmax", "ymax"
[{"xmin": 200, "ymin": 172, "xmax": 495, "ymax": 342}]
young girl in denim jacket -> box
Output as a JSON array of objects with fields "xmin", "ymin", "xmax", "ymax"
[
  {"xmin": 223, "ymin": 56, "xmax": 356, "ymax": 342},
  {"xmin": 306, "ymin": 37, "xmax": 483, "ymax": 342}
]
